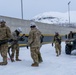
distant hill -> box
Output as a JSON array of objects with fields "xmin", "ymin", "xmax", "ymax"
[{"xmin": 32, "ymin": 11, "xmax": 76, "ymax": 27}]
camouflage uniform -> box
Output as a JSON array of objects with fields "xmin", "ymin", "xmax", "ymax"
[
  {"xmin": 27, "ymin": 27, "xmax": 41, "ymax": 66},
  {"xmin": 53, "ymin": 33, "xmax": 61, "ymax": 56},
  {"xmin": 10, "ymin": 31, "xmax": 21, "ymax": 62},
  {"xmin": 0, "ymin": 21, "xmax": 11, "ymax": 65}
]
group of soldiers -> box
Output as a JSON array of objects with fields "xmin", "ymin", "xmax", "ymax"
[
  {"xmin": 0, "ymin": 20, "xmax": 23, "ymax": 65},
  {"xmin": 0, "ymin": 20, "xmax": 62, "ymax": 67},
  {"xmin": 0, "ymin": 20, "xmax": 43, "ymax": 67}
]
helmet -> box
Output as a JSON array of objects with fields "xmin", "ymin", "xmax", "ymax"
[
  {"xmin": 30, "ymin": 22, "xmax": 36, "ymax": 27},
  {"xmin": 16, "ymin": 27, "xmax": 22, "ymax": 33}
]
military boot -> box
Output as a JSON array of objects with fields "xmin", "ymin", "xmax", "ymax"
[
  {"xmin": 31, "ymin": 62, "xmax": 39, "ymax": 67},
  {"xmin": 2, "ymin": 57, "xmax": 8, "ymax": 65},
  {"xmin": 0, "ymin": 62, "xmax": 7, "ymax": 65},
  {"xmin": 16, "ymin": 58, "xmax": 21, "ymax": 61},
  {"xmin": 56, "ymin": 52, "xmax": 59, "ymax": 56},
  {"xmin": 56, "ymin": 54, "xmax": 59, "ymax": 57},
  {"xmin": 56, "ymin": 50, "xmax": 59, "ymax": 57},
  {"xmin": 16, "ymin": 55, "xmax": 22, "ymax": 61}
]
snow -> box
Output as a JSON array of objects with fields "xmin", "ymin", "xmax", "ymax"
[
  {"xmin": 0, "ymin": 42, "xmax": 76, "ymax": 75},
  {"xmin": 32, "ymin": 11, "xmax": 76, "ymax": 24}
]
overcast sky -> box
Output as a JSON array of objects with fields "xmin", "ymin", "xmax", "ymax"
[{"xmin": 0, "ymin": 0, "xmax": 76, "ymax": 20}]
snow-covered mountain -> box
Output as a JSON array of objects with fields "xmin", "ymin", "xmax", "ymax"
[{"xmin": 32, "ymin": 11, "xmax": 76, "ymax": 25}]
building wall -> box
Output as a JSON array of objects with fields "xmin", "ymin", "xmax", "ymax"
[{"xmin": 0, "ymin": 15, "xmax": 76, "ymax": 35}]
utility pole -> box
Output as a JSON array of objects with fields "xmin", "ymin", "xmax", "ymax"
[
  {"xmin": 21, "ymin": 0, "xmax": 23, "ymax": 19},
  {"xmin": 68, "ymin": 1, "xmax": 71, "ymax": 25}
]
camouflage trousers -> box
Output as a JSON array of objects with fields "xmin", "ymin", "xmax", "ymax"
[
  {"xmin": 11, "ymin": 43, "xmax": 19, "ymax": 59},
  {"xmin": 55, "ymin": 43, "xmax": 61, "ymax": 56},
  {"xmin": 0, "ymin": 44, "xmax": 8, "ymax": 63},
  {"xmin": 30, "ymin": 47, "xmax": 40, "ymax": 64}
]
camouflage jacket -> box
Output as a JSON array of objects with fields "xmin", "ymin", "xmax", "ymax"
[
  {"xmin": 0, "ymin": 26, "xmax": 11, "ymax": 40},
  {"xmin": 27, "ymin": 28, "xmax": 41, "ymax": 47},
  {"xmin": 11, "ymin": 31, "xmax": 19, "ymax": 40},
  {"xmin": 53, "ymin": 35, "xmax": 61, "ymax": 44},
  {"xmin": 11, "ymin": 31, "xmax": 20, "ymax": 44}
]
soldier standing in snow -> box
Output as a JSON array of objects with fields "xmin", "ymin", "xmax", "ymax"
[
  {"xmin": 27, "ymin": 22, "xmax": 42, "ymax": 67},
  {"xmin": 0, "ymin": 20, "xmax": 11, "ymax": 65},
  {"xmin": 10, "ymin": 27, "xmax": 22, "ymax": 62},
  {"xmin": 52, "ymin": 32, "xmax": 61, "ymax": 56}
]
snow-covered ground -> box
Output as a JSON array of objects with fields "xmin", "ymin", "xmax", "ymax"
[{"xmin": 0, "ymin": 42, "xmax": 76, "ymax": 75}]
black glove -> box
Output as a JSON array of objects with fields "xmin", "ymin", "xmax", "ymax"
[{"xmin": 26, "ymin": 46, "xmax": 29, "ymax": 49}]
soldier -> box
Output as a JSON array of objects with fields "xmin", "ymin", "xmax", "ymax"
[
  {"xmin": 10, "ymin": 27, "xmax": 22, "ymax": 62},
  {"xmin": 52, "ymin": 32, "xmax": 61, "ymax": 56},
  {"xmin": 68, "ymin": 31, "xmax": 73, "ymax": 39},
  {"xmin": 0, "ymin": 20, "xmax": 11, "ymax": 65},
  {"xmin": 27, "ymin": 22, "xmax": 42, "ymax": 67}
]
